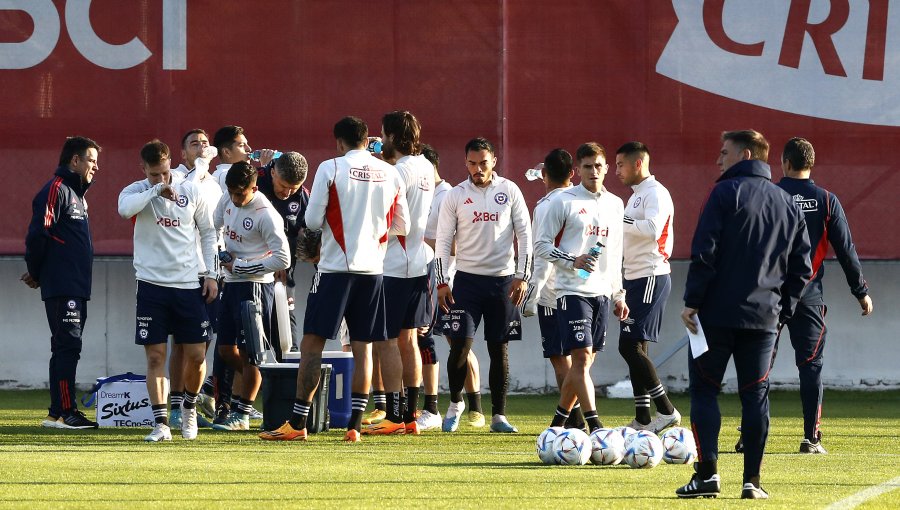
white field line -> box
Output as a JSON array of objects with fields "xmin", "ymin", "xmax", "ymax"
[{"xmin": 823, "ymin": 475, "xmax": 900, "ymax": 510}]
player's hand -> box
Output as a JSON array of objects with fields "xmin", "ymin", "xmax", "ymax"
[
  {"xmin": 573, "ymin": 253, "xmax": 596, "ymax": 273},
  {"xmin": 202, "ymin": 277, "xmax": 218, "ymax": 303},
  {"xmin": 681, "ymin": 307, "xmax": 700, "ymax": 333},
  {"xmin": 274, "ymin": 269, "xmax": 287, "ymax": 284},
  {"xmin": 859, "ymin": 295, "xmax": 873, "ymax": 316},
  {"xmin": 258, "ymin": 149, "xmax": 277, "ymax": 167},
  {"xmin": 614, "ymin": 300, "xmax": 629, "ymax": 320},
  {"xmin": 158, "ymin": 184, "xmax": 177, "ymax": 201},
  {"xmin": 221, "ymin": 260, "xmax": 234, "ymax": 273},
  {"xmin": 508, "ymin": 278, "xmax": 527, "ymax": 307},
  {"xmin": 437, "ymin": 285, "xmax": 454, "ymax": 313},
  {"xmin": 20, "ymin": 272, "xmax": 39, "ymax": 289}
]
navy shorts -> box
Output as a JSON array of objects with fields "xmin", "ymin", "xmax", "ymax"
[
  {"xmin": 619, "ymin": 274, "xmax": 671, "ymax": 342},
  {"xmin": 304, "ymin": 272, "xmax": 387, "ymax": 342},
  {"xmin": 538, "ymin": 304, "xmax": 567, "ymax": 358},
  {"xmin": 557, "ymin": 294, "xmax": 609, "ymax": 352},
  {"xmin": 217, "ymin": 280, "xmax": 274, "ymax": 349},
  {"xmin": 135, "ymin": 281, "xmax": 210, "ymax": 345},
  {"xmin": 384, "ymin": 274, "xmax": 431, "ymax": 338},
  {"xmin": 441, "ymin": 271, "xmax": 522, "ymax": 343}
]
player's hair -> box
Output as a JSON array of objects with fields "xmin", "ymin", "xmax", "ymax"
[
  {"xmin": 616, "ymin": 141, "xmax": 650, "ymax": 161},
  {"xmin": 274, "ymin": 152, "xmax": 308, "ymax": 185},
  {"xmin": 333, "ymin": 116, "xmax": 368, "ymax": 147},
  {"xmin": 382, "ymin": 110, "xmax": 422, "ymax": 156},
  {"xmin": 212, "ymin": 125, "xmax": 245, "ymax": 153},
  {"xmin": 465, "ymin": 137, "xmax": 496, "ymax": 156},
  {"xmin": 782, "ymin": 137, "xmax": 815, "ymax": 171},
  {"xmin": 181, "ymin": 128, "xmax": 208, "ymax": 149},
  {"xmin": 140, "ymin": 139, "xmax": 170, "ymax": 166},
  {"xmin": 225, "ymin": 161, "xmax": 258, "ymax": 190},
  {"xmin": 421, "ymin": 144, "xmax": 439, "ymax": 171},
  {"xmin": 543, "ymin": 148, "xmax": 573, "ymax": 184},
  {"xmin": 722, "ymin": 129, "xmax": 769, "ymax": 161},
  {"xmin": 575, "ymin": 142, "xmax": 606, "ymax": 162},
  {"xmin": 59, "ymin": 136, "xmax": 101, "ymax": 167}
]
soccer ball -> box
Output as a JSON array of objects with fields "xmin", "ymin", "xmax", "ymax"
[
  {"xmin": 536, "ymin": 426, "xmax": 565, "ymax": 464},
  {"xmin": 614, "ymin": 426, "xmax": 639, "ymax": 446},
  {"xmin": 661, "ymin": 427, "xmax": 697, "ymax": 464},
  {"xmin": 589, "ymin": 428, "xmax": 625, "ymax": 465},
  {"xmin": 623, "ymin": 430, "xmax": 664, "ymax": 468},
  {"xmin": 553, "ymin": 428, "xmax": 592, "ymax": 465}
]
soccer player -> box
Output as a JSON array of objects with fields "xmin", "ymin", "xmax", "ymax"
[
  {"xmin": 118, "ymin": 140, "xmax": 218, "ymax": 441},
  {"xmin": 523, "ymin": 149, "xmax": 585, "ymax": 429},
  {"xmin": 435, "ymin": 137, "xmax": 532, "ymax": 433},
  {"xmin": 614, "ymin": 142, "xmax": 681, "ymax": 433},
  {"xmin": 24, "ymin": 136, "xmax": 101, "ymax": 430},
  {"xmin": 366, "ymin": 111, "xmax": 433, "ymax": 435},
  {"xmin": 533, "ymin": 143, "xmax": 627, "ymax": 433},
  {"xmin": 259, "ymin": 116, "xmax": 409, "ymax": 442},
  {"xmin": 776, "ymin": 137, "xmax": 873, "ymax": 453},
  {"xmin": 212, "ymin": 162, "xmax": 290, "ymax": 431},
  {"xmin": 676, "ymin": 130, "xmax": 811, "ymax": 500}
]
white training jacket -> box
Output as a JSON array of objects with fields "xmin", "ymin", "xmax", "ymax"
[
  {"xmin": 173, "ymin": 163, "xmax": 224, "ymax": 276},
  {"xmin": 305, "ymin": 149, "xmax": 410, "ymax": 275},
  {"xmin": 425, "ymin": 179, "xmax": 453, "ymax": 276},
  {"xmin": 435, "ymin": 175, "xmax": 532, "ymax": 284},
  {"xmin": 623, "ymin": 175, "xmax": 674, "ymax": 280},
  {"xmin": 118, "ymin": 177, "xmax": 217, "ymax": 289},
  {"xmin": 213, "ymin": 192, "xmax": 289, "ymax": 283},
  {"xmin": 384, "ymin": 154, "xmax": 434, "ymax": 278},
  {"xmin": 534, "ymin": 183, "xmax": 625, "ymax": 302},
  {"xmin": 212, "ymin": 163, "xmax": 231, "ymax": 193},
  {"xmin": 524, "ymin": 185, "xmax": 572, "ymax": 315}
]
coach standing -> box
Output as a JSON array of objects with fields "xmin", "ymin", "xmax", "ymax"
[
  {"xmin": 23, "ymin": 136, "xmax": 101, "ymax": 430},
  {"xmin": 676, "ymin": 130, "xmax": 811, "ymax": 500}
]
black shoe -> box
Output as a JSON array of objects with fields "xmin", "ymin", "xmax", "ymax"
[
  {"xmin": 735, "ymin": 426, "xmax": 744, "ymax": 453},
  {"xmin": 741, "ymin": 483, "xmax": 769, "ymax": 499},
  {"xmin": 213, "ymin": 404, "xmax": 231, "ymax": 425},
  {"xmin": 61, "ymin": 410, "xmax": 98, "ymax": 429},
  {"xmin": 675, "ymin": 473, "xmax": 721, "ymax": 498}
]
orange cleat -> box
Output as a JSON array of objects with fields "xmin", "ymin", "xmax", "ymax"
[
  {"xmin": 259, "ymin": 422, "xmax": 307, "ymax": 441},
  {"xmin": 362, "ymin": 419, "xmax": 406, "ymax": 435},
  {"xmin": 344, "ymin": 429, "xmax": 361, "ymax": 442},
  {"xmin": 405, "ymin": 421, "xmax": 420, "ymax": 435}
]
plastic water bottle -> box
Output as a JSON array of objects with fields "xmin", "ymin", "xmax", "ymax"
[
  {"xmin": 577, "ymin": 242, "xmax": 604, "ymax": 279},
  {"xmin": 367, "ymin": 138, "xmax": 383, "ymax": 154},
  {"xmin": 525, "ymin": 162, "xmax": 544, "ymax": 181},
  {"xmin": 248, "ymin": 149, "xmax": 282, "ymax": 161}
]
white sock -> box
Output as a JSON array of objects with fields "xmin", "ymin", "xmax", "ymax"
[{"xmin": 446, "ymin": 401, "xmax": 465, "ymax": 419}]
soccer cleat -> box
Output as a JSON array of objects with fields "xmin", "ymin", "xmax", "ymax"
[
  {"xmin": 416, "ymin": 410, "xmax": 442, "ymax": 431},
  {"xmin": 363, "ymin": 419, "xmax": 405, "ymax": 435},
  {"xmin": 181, "ymin": 406, "xmax": 198, "ymax": 440},
  {"xmin": 213, "ymin": 404, "xmax": 230, "ymax": 426},
  {"xmin": 741, "ymin": 483, "xmax": 769, "ymax": 499},
  {"xmin": 343, "ymin": 429, "xmax": 361, "ymax": 442},
  {"xmin": 197, "ymin": 393, "xmax": 216, "ymax": 419},
  {"xmin": 62, "ymin": 410, "xmax": 99, "ymax": 429},
  {"xmin": 196, "ymin": 412, "xmax": 214, "ymax": 428},
  {"xmin": 249, "ymin": 406, "xmax": 264, "ymax": 420},
  {"xmin": 647, "ymin": 408, "xmax": 681, "ymax": 433},
  {"xmin": 442, "ymin": 413, "xmax": 461, "ymax": 432},
  {"xmin": 40, "ymin": 416, "xmax": 66, "ymax": 429},
  {"xmin": 627, "ymin": 419, "xmax": 651, "ymax": 431},
  {"xmin": 144, "ymin": 423, "xmax": 172, "ymax": 442},
  {"xmin": 361, "ymin": 409, "xmax": 386, "ymax": 425},
  {"xmin": 211, "ymin": 412, "xmax": 250, "ymax": 431},
  {"xmin": 675, "ymin": 473, "xmax": 721, "ymax": 498},
  {"xmin": 259, "ymin": 421, "xmax": 307, "ymax": 441},
  {"xmin": 467, "ymin": 411, "xmax": 486, "ymax": 428},
  {"xmin": 489, "ymin": 417, "xmax": 519, "ymax": 433},
  {"xmin": 169, "ymin": 408, "xmax": 182, "ymax": 429},
  {"xmin": 799, "ymin": 438, "xmax": 827, "ymax": 454},
  {"xmin": 405, "ymin": 421, "xmax": 420, "ymax": 435}
]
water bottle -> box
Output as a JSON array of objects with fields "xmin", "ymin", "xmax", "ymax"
[
  {"xmin": 248, "ymin": 149, "xmax": 282, "ymax": 161},
  {"xmin": 577, "ymin": 242, "xmax": 604, "ymax": 279},
  {"xmin": 525, "ymin": 162, "xmax": 544, "ymax": 181},
  {"xmin": 367, "ymin": 138, "xmax": 383, "ymax": 154}
]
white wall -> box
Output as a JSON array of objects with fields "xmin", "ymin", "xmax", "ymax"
[{"xmin": 2, "ymin": 257, "xmax": 898, "ymax": 393}]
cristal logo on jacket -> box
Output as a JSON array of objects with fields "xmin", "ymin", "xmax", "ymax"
[
  {"xmin": 657, "ymin": 0, "xmax": 895, "ymax": 125},
  {"xmin": 349, "ymin": 166, "xmax": 386, "ymax": 182},
  {"xmin": 792, "ymin": 194, "xmax": 818, "ymax": 212},
  {"xmin": 473, "ymin": 211, "xmax": 500, "ymax": 223}
]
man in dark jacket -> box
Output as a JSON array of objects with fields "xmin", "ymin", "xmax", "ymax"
[
  {"xmin": 776, "ymin": 137, "xmax": 873, "ymax": 453},
  {"xmin": 676, "ymin": 130, "xmax": 811, "ymax": 500},
  {"xmin": 23, "ymin": 136, "xmax": 101, "ymax": 430}
]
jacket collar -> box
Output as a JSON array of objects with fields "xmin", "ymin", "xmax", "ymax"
[
  {"xmin": 631, "ymin": 174, "xmax": 657, "ymax": 192},
  {"xmin": 55, "ymin": 165, "xmax": 91, "ymax": 194},
  {"xmin": 717, "ymin": 159, "xmax": 771, "ymax": 183}
]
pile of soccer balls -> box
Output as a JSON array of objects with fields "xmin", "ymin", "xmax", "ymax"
[{"xmin": 536, "ymin": 426, "xmax": 696, "ymax": 467}]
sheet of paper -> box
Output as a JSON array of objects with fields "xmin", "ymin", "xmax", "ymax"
[{"xmin": 687, "ymin": 316, "xmax": 708, "ymax": 359}]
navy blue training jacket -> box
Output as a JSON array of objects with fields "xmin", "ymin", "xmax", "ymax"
[
  {"xmin": 777, "ymin": 177, "xmax": 868, "ymax": 304},
  {"xmin": 24, "ymin": 166, "xmax": 94, "ymax": 301},
  {"xmin": 684, "ymin": 160, "xmax": 812, "ymax": 329},
  {"xmin": 256, "ymin": 163, "xmax": 310, "ymax": 284}
]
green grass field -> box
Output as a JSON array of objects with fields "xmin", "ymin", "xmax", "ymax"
[{"xmin": 1, "ymin": 390, "xmax": 898, "ymax": 509}]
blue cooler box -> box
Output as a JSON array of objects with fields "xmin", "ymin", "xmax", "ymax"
[{"xmin": 282, "ymin": 350, "xmax": 353, "ymax": 428}]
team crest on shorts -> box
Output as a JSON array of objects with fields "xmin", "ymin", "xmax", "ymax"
[
  {"xmin": 201, "ymin": 320, "xmax": 210, "ymax": 329},
  {"xmin": 288, "ymin": 201, "xmax": 300, "ymax": 212},
  {"xmin": 451, "ymin": 321, "xmax": 460, "ymax": 332},
  {"xmin": 67, "ymin": 300, "xmax": 77, "ymax": 310},
  {"xmin": 575, "ymin": 332, "xmax": 585, "ymax": 342},
  {"xmin": 139, "ymin": 329, "xmax": 149, "ymax": 339},
  {"xmin": 243, "ymin": 217, "xmax": 254, "ymax": 230},
  {"xmin": 176, "ymin": 194, "xmax": 189, "ymax": 207},
  {"xmin": 494, "ymin": 192, "xmax": 509, "ymax": 205}
]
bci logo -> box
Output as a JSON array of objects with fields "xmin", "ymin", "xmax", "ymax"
[{"xmin": 0, "ymin": 0, "xmax": 187, "ymax": 70}]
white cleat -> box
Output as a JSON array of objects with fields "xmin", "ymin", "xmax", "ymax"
[
  {"xmin": 144, "ymin": 423, "xmax": 172, "ymax": 442},
  {"xmin": 647, "ymin": 409, "xmax": 681, "ymax": 434},
  {"xmin": 416, "ymin": 410, "xmax": 442, "ymax": 431},
  {"xmin": 181, "ymin": 406, "xmax": 198, "ymax": 440}
]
